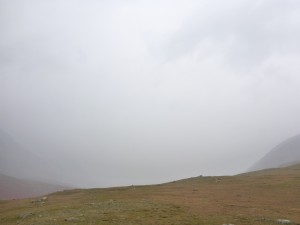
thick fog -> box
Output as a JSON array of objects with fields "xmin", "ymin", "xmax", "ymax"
[{"xmin": 1, "ymin": 0, "xmax": 300, "ymax": 187}]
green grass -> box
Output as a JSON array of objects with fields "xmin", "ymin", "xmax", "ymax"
[{"xmin": 1, "ymin": 164, "xmax": 300, "ymax": 225}]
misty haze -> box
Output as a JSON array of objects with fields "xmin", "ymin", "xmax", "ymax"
[
  {"xmin": 1, "ymin": 1, "xmax": 300, "ymax": 224},
  {"xmin": 0, "ymin": 0, "xmax": 300, "ymax": 225}
]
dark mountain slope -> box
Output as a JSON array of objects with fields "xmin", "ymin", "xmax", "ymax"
[
  {"xmin": 0, "ymin": 129, "xmax": 60, "ymax": 183},
  {"xmin": 249, "ymin": 134, "xmax": 300, "ymax": 171},
  {"xmin": 0, "ymin": 173, "xmax": 68, "ymax": 200}
]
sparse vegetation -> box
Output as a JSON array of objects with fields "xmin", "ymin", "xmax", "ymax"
[{"xmin": 1, "ymin": 164, "xmax": 300, "ymax": 225}]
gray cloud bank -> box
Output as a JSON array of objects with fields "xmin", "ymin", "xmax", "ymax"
[{"xmin": 1, "ymin": 0, "xmax": 300, "ymax": 187}]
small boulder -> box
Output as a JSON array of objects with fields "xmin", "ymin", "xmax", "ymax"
[
  {"xmin": 65, "ymin": 217, "xmax": 80, "ymax": 222},
  {"xmin": 277, "ymin": 219, "xmax": 291, "ymax": 224},
  {"xmin": 31, "ymin": 196, "xmax": 48, "ymax": 203},
  {"xmin": 20, "ymin": 212, "xmax": 34, "ymax": 219}
]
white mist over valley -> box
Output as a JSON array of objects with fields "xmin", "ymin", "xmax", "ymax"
[{"xmin": 1, "ymin": 0, "xmax": 300, "ymax": 189}]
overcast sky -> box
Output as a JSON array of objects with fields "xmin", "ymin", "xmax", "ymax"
[{"xmin": 1, "ymin": 0, "xmax": 300, "ymax": 187}]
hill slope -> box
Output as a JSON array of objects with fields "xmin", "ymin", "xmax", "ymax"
[
  {"xmin": 249, "ymin": 134, "xmax": 300, "ymax": 171},
  {"xmin": 0, "ymin": 173, "xmax": 69, "ymax": 200},
  {"xmin": 0, "ymin": 129, "xmax": 62, "ymax": 183},
  {"xmin": 1, "ymin": 164, "xmax": 299, "ymax": 225}
]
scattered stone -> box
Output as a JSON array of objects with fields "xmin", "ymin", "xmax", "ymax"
[
  {"xmin": 65, "ymin": 217, "xmax": 80, "ymax": 222},
  {"xmin": 86, "ymin": 202, "xmax": 95, "ymax": 206},
  {"xmin": 255, "ymin": 216, "xmax": 266, "ymax": 221},
  {"xmin": 108, "ymin": 199, "xmax": 115, "ymax": 204},
  {"xmin": 20, "ymin": 212, "xmax": 34, "ymax": 219},
  {"xmin": 215, "ymin": 178, "xmax": 222, "ymax": 183},
  {"xmin": 31, "ymin": 196, "xmax": 48, "ymax": 203},
  {"xmin": 277, "ymin": 219, "xmax": 291, "ymax": 224}
]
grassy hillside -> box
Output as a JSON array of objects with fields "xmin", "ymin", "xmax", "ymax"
[{"xmin": 1, "ymin": 164, "xmax": 300, "ymax": 225}]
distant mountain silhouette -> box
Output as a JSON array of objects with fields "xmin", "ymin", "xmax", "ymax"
[
  {"xmin": 0, "ymin": 173, "xmax": 68, "ymax": 200},
  {"xmin": 0, "ymin": 129, "xmax": 66, "ymax": 185},
  {"xmin": 249, "ymin": 134, "xmax": 300, "ymax": 171}
]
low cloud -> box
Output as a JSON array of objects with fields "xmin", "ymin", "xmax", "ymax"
[{"xmin": 1, "ymin": 0, "xmax": 300, "ymax": 187}]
